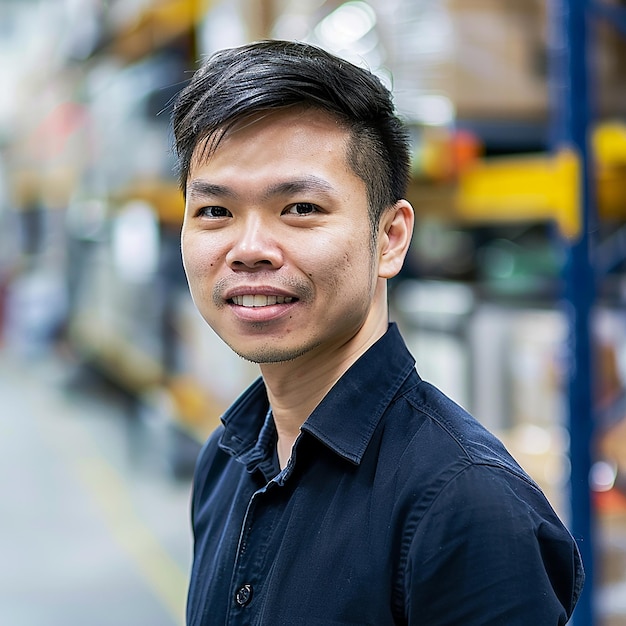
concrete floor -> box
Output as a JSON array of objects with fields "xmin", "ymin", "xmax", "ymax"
[{"xmin": 0, "ymin": 348, "xmax": 194, "ymax": 626}]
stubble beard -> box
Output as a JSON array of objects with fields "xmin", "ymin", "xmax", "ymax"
[
  {"xmin": 210, "ymin": 274, "xmax": 319, "ymax": 364},
  {"xmin": 228, "ymin": 334, "xmax": 323, "ymax": 364}
]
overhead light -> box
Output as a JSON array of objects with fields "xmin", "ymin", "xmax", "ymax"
[
  {"xmin": 398, "ymin": 93, "xmax": 456, "ymax": 126},
  {"xmin": 315, "ymin": 1, "xmax": 377, "ymax": 48},
  {"xmin": 589, "ymin": 460, "xmax": 617, "ymax": 492}
]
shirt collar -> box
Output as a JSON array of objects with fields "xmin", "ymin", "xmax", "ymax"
[
  {"xmin": 218, "ymin": 323, "xmax": 416, "ymax": 471},
  {"xmin": 301, "ymin": 323, "xmax": 416, "ymax": 464}
]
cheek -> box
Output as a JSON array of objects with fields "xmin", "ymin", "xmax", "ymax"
[
  {"xmin": 308, "ymin": 236, "xmax": 373, "ymax": 292},
  {"xmin": 181, "ymin": 243, "xmax": 221, "ymax": 307},
  {"xmin": 181, "ymin": 234, "xmax": 219, "ymax": 277}
]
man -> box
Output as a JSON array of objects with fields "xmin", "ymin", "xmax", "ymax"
[{"xmin": 172, "ymin": 40, "xmax": 584, "ymax": 625}]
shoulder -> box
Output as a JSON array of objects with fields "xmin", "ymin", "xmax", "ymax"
[
  {"xmin": 383, "ymin": 377, "xmax": 575, "ymax": 549},
  {"xmin": 388, "ymin": 377, "xmax": 535, "ymax": 488}
]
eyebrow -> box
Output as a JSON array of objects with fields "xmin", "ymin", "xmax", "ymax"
[
  {"xmin": 260, "ymin": 177, "xmax": 336, "ymax": 201},
  {"xmin": 186, "ymin": 176, "xmax": 336, "ymax": 202},
  {"xmin": 186, "ymin": 180, "xmax": 238, "ymax": 201}
]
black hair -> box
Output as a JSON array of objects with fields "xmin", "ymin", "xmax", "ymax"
[{"xmin": 171, "ymin": 40, "xmax": 411, "ymax": 232}]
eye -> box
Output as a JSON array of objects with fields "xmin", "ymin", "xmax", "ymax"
[
  {"xmin": 283, "ymin": 202, "xmax": 319, "ymax": 216},
  {"xmin": 196, "ymin": 206, "xmax": 232, "ymax": 218}
]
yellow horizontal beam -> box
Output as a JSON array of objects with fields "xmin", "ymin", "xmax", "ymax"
[
  {"xmin": 115, "ymin": 178, "xmax": 185, "ymax": 226},
  {"xmin": 456, "ymin": 148, "xmax": 581, "ymax": 239},
  {"xmin": 109, "ymin": 0, "xmax": 212, "ymax": 62},
  {"xmin": 595, "ymin": 121, "xmax": 626, "ymax": 165},
  {"xmin": 455, "ymin": 122, "xmax": 626, "ymax": 239},
  {"xmin": 163, "ymin": 376, "xmax": 224, "ymax": 438},
  {"xmin": 594, "ymin": 122, "xmax": 626, "ymax": 222}
]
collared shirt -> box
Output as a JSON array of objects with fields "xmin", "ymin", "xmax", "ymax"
[{"xmin": 186, "ymin": 324, "xmax": 584, "ymax": 625}]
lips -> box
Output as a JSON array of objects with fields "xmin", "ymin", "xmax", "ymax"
[
  {"xmin": 217, "ymin": 278, "xmax": 309, "ymax": 313},
  {"xmin": 230, "ymin": 295, "xmax": 295, "ymax": 307}
]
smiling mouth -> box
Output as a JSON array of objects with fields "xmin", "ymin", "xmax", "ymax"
[{"xmin": 230, "ymin": 295, "xmax": 296, "ymax": 307}]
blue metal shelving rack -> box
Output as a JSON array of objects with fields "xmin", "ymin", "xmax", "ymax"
[
  {"xmin": 552, "ymin": 1, "xmax": 626, "ymax": 623},
  {"xmin": 551, "ymin": 5, "xmax": 595, "ymax": 625}
]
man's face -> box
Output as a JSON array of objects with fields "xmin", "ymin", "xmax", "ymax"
[{"xmin": 181, "ymin": 108, "xmax": 383, "ymax": 365}]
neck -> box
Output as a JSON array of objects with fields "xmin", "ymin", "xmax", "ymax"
[{"xmin": 261, "ymin": 294, "xmax": 389, "ymax": 469}]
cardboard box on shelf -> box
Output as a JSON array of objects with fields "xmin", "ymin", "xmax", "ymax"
[
  {"xmin": 388, "ymin": 0, "xmax": 547, "ymax": 121},
  {"xmin": 593, "ymin": 16, "xmax": 626, "ymax": 117},
  {"xmin": 388, "ymin": 0, "xmax": 626, "ymax": 122},
  {"xmin": 443, "ymin": 0, "xmax": 547, "ymax": 119}
]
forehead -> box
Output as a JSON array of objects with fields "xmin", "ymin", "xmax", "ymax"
[{"xmin": 188, "ymin": 108, "xmax": 353, "ymax": 177}]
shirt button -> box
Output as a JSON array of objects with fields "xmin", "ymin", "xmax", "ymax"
[{"xmin": 235, "ymin": 584, "xmax": 253, "ymax": 607}]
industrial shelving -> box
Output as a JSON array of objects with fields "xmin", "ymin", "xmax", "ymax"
[
  {"xmin": 442, "ymin": 2, "xmax": 626, "ymax": 623},
  {"xmin": 550, "ymin": 2, "xmax": 625, "ymax": 623}
]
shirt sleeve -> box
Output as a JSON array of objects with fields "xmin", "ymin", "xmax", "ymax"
[{"xmin": 403, "ymin": 463, "xmax": 584, "ymax": 625}]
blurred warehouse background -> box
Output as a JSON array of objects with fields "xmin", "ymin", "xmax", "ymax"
[{"xmin": 1, "ymin": 0, "xmax": 626, "ymax": 624}]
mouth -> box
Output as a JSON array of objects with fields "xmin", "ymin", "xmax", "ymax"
[{"xmin": 229, "ymin": 295, "xmax": 297, "ymax": 307}]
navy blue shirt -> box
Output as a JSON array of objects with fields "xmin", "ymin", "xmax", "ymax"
[{"xmin": 187, "ymin": 324, "xmax": 584, "ymax": 625}]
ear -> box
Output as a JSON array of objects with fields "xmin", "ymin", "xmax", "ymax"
[{"xmin": 377, "ymin": 199, "xmax": 414, "ymax": 279}]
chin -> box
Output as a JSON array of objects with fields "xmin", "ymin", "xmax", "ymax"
[
  {"xmin": 234, "ymin": 348, "xmax": 305, "ymax": 365},
  {"xmin": 231, "ymin": 341, "xmax": 320, "ymax": 365}
]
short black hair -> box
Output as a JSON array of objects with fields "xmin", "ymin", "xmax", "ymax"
[{"xmin": 171, "ymin": 40, "xmax": 411, "ymax": 232}]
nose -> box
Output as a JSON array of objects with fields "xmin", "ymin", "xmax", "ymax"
[{"xmin": 225, "ymin": 214, "xmax": 284, "ymax": 270}]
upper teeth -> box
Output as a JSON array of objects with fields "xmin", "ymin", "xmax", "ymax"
[{"xmin": 232, "ymin": 295, "xmax": 294, "ymax": 307}]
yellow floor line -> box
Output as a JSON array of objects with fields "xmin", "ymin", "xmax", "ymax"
[
  {"xmin": 24, "ymin": 376, "xmax": 190, "ymax": 626},
  {"xmin": 74, "ymin": 456, "xmax": 188, "ymax": 625}
]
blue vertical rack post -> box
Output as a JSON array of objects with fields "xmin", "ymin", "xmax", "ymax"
[
  {"xmin": 550, "ymin": 0, "xmax": 596, "ymax": 624},
  {"xmin": 552, "ymin": 1, "xmax": 626, "ymax": 623}
]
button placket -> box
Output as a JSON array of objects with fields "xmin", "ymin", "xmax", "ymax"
[
  {"xmin": 229, "ymin": 477, "xmax": 286, "ymax": 619},
  {"xmin": 229, "ymin": 489, "xmax": 262, "ymax": 616}
]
